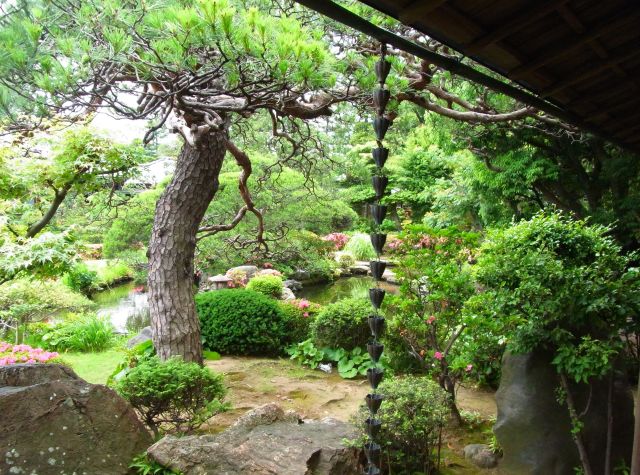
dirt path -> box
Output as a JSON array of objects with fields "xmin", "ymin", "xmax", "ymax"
[{"xmin": 205, "ymin": 356, "xmax": 496, "ymax": 429}]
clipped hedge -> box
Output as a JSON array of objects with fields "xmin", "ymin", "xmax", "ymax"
[
  {"xmin": 310, "ymin": 298, "xmax": 371, "ymax": 350},
  {"xmin": 246, "ymin": 274, "xmax": 284, "ymax": 298},
  {"xmin": 196, "ymin": 289, "xmax": 287, "ymax": 356}
]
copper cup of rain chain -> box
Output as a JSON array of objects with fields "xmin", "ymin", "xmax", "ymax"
[
  {"xmin": 370, "ymin": 204, "xmax": 387, "ymax": 226},
  {"xmin": 364, "ymin": 442, "xmax": 382, "ymax": 466},
  {"xmin": 372, "ymin": 147, "xmax": 388, "ymax": 168},
  {"xmin": 368, "ymin": 316, "xmax": 385, "ymax": 338},
  {"xmin": 373, "ymin": 88, "xmax": 390, "ymax": 115},
  {"xmin": 367, "ymin": 342, "xmax": 384, "ymax": 363},
  {"xmin": 365, "ymin": 418, "xmax": 382, "ymax": 438},
  {"xmin": 370, "ymin": 260, "xmax": 387, "ymax": 280},
  {"xmin": 369, "ymin": 288, "xmax": 385, "ymax": 309},
  {"xmin": 365, "ymin": 393, "xmax": 384, "ymax": 414},
  {"xmin": 371, "ymin": 176, "xmax": 388, "ymax": 199},
  {"xmin": 365, "ymin": 465, "xmax": 381, "ymax": 475},
  {"xmin": 375, "ymin": 59, "xmax": 391, "ymax": 84},
  {"xmin": 367, "ymin": 367, "xmax": 384, "ymax": 389},
  {"xmin": 370, "ymin": 233, "xmax": 387, "ymax": 255},
  {"xmin": 373, "ymin": 117, "xmax": 391, "ymax": 141}
]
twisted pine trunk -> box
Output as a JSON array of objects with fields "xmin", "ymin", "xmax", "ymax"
[{"xmin": 148, "ymin": 130, "xmax": 227, "ymax": 363}]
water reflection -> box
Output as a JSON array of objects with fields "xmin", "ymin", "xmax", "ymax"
[
  {"xmin": 296, "ymin": 276, "xmax": 399, "ymax": 305},
  {"xmin": 94, "ymin": 282, "xmax": 149, "ymax": 333}
]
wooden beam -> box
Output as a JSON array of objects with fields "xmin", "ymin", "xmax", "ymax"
[
  {"xmin": 541, "ymin": 47, "xmax": 640, "ymax": 97},
  {"xmin": 509, "ymin": 7, "xmax": 640, "ymax": 78},
  {"xmin": 398, "ymin": 0, "xmax": 448, "ymax": 24},
  {"xmin": 466, "ymin": 0, "xmax": 569, "ymax": 53}
]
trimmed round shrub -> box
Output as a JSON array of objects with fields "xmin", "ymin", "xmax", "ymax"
[
  {"xmin": 355, "ymin": 376, "xmax": 450, "ymax": 473},
  {"xmin": 311, "ymin": 298, "xmax": 371, "ymax": 350},
  {"xmin": 115, "ymin": 356, "xmax": 226, "ymax": 435},
  {"xmin": 335, "ymin": 251, "xmax": 356, "ymax": 269},
  {"xmin": 278, "ymin": 299, "xmax": 321, "ymax": 344},
  {"xmin": 196, "ymin": 289, "xmax": 287, "ymax": 355},
  {"xmin": 246, "ymin": 274, "xmax": 284, "ymax": 298}
]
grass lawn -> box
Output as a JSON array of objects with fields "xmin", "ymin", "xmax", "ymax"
[{"xmin": 62, "ymin": 348, "xmax": 124, "ymax": 384}]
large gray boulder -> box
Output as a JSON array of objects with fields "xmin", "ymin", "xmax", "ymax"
[
  {"xmin": 147, "ymin": 403, "xmax": 363, "ymax": 475},
  {"xmin": 227, "ymin": 265, "xmax": 259, "ymax": 279},
  {"xmin": 494, "ymin": 351, "xmax": 634, "ymax": 475},
  {"xmin": 1, "ymin": 363, "xmax": 152, "ymax": 475}
]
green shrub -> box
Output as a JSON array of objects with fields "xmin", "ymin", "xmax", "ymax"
[
  {"xmin": 41, "ymin": 314, "xmax": 115, "ymax": 352},
  {"xmin": 278, "ymin": 299, "xmax": 321, "ymax": 344},
  {"xmin": 335, "ymin": 251, "xmax": 355, "ymax": 269},
  {"xmin": 311, "ymin": 298, "xmax": 371, "ymax": 350},
  {"xmin": 62, "ymin": 262, "xmax": 98, "ymax": 295},
  {"xmin": 344, "ymin": 233, "xmax": 376, "ymax": 260},
  {"xmin": 246, "ymin": 275, "xmax": 283, "ymax": 298},
  {"xmin": 355, "ymin": 376, "xmax": 450, "ymax": 473},
  {"xmin": 95, "ymin": 261, "xmax": 134, "ymax": 287},
  {"xmin": 196, "ymin": 289, "xmax": 287, "ymax": 356},
  {"xmin": 115, "ymin": 356, "xmax": 227, "ymax": 435}
]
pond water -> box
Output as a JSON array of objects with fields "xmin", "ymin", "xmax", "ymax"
[
  {"xmin": 93, "ymin": 276, "xmax": 398, "ymax": 332},
  {"xmin": 93, "ymin": 282, "xmax": 149, "ymax": 334},
  {"xmin": 296, "ymin": 276, "xmax": 399, "ymax": 305}
]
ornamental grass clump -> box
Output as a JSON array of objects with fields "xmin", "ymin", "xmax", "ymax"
[
  {"xmin": 41, "ymin": 313, "xmax": 115, "ymax": 352},
  {"xmin": 115, "ymin": 356, "xmax": 227, "ymax": 436}
]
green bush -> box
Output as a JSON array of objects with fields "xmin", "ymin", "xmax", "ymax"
[
  {"xmin": 344, "ymin": 233, "xmax": 376, "ymax": 260},
  {"xmin": 41, "ymin": 314, "xmax": 115, "ymax": 352},
  {"xmin": 115, "ymin": 356, "xmax": 227, "ymax": 435},
  {"xmin": 62, "ymin": 262, "xmax": 98, "ymax": 295},
  {"xmin": 355, "ymin": 376, "xmax": 450, "ymax": 473},
  {"xmin": 246, "ymin": 275, "xmax": 283, "ymax": 298},
  {"xmin": 311, "ymin": 298, "xmax": 371, "ymax": 350},
  {"xmin": 94, "ymin": 261, "xmax": 134, "ymax": 287},
  {"xmin": 278, "ymin": 299, "xmax": 321, "ymax": 344},
  {"xmin": 335, "ymin": 251, "xmax": 355, "ymax": 269},
  {"xmin": 196, "ymin": 289, "xmax": 287, "ymax": 356}
]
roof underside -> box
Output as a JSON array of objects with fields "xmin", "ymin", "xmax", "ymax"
[{"xmin": 359, "ymin": 0, "xmax": 640, "ymax": 153}]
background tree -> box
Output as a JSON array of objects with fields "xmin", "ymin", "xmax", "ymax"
[{"xmin": 0, "ymin": 0, "xmax": 363, "ymax": 362}]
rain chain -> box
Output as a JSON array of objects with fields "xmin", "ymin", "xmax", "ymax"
[{"xmin": 364, "ymin": 44, "xmax": 391, "ymax": 475}]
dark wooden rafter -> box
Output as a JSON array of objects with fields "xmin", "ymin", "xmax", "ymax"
[
  {"xmin": 465, "ymin": 0, "xmax": 569, "ymax": 53},
  {"xmin": 508, "ymin": 7, "xmax": 640, "ymax": 78},
  {"xmin": 398, "ymin": 0, "xmax": 448, "ymax": 23}
]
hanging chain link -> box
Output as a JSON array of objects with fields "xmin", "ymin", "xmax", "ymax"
[{"xmin": 363, "ymin": 43, "xmax": 391, "ymax": 475}]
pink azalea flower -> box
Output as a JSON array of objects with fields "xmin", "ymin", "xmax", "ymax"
[
  {"xmin": 298, "ymin": 299, "xmax": 310, "ymax": 309},
  {"xmin": 465, "ymin": 364, "xmax": 473, "ymax": 372},
  {"xmin": 27, "ymin": 359, "xmax": 36, "ymax": 364},
  {"xmin": 303, "ymin": 312, "xmax": 309, "ymax": 318},
  {"xmin": 434, "ymin": 351, "xmax": 444, "ymax": 361},
  {"xmin": 426, "ymin": 315, "xmax": 436, "ymax": 325}
]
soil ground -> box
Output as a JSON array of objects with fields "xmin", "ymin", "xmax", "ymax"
[{"xmin": 205, "ymin": 356, "xmax": 500, "ymax": 474}]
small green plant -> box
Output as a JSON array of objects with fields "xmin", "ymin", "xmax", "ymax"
[
  {"xmin": 286, "ymin": 339, "xmax": 378, "ymax": 379},
  {"xmin": 42, "ymin": 314, "xmax": 114, "ymax": 352},
  {"xmin": 107, "ymin": 339, "xmax": 155, "ymax": 386},
  {"xmin": 62, "ymin": 262, "xmax": 98, "ymax": 295},
  {"xmin": 310, "ymin": 298, "xmax": 371, "ymax": 351},
  {"xmin": 115, "ymin": 356, "xmax": 227, "ymax": 436},
  {"xmin": 130, "ymin": 453, "xmax": 182, "ymax": 475},
  {"xmin": 196, "ymin": 289, "xmax": 287, "ymax": 356},
  {"xmin": 246, "ymin": 274, "xmax": 284, "ymax": 298},
  {"xmin": 344, "ymin": 233, "xmax": 376, "ymax": 260},
  {"xmin": 353, "ymin": 376, "xmax": 450, "ymax": 474},
  {"xmin": 335, "ymin": 251, "xmax": 355, "ymax": 269}
]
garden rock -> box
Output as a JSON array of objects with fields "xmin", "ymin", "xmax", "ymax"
[
  {"xmin": 280, "ymin": 286, "xmax": 296, "ymax": 300},
  {"xmin": 494, "ymin": 351, "xmax": 634, "ymax": 475},
  {"xmin": 227, "ymin": 265, "xmax": 259, "ymax": 279},
  {"xmin": 463, "ymin": 444, "xmax": 498, "ymax": 469},
  {"xmin": 127, "ymin": 325, "xmax": 153, "ymax": 348},
  {"xmin": 283, "ymin": 279, "xmax": 302, "ymax": 291},
  {"xmin": 147, "ymin": 403, "xmax": 363, "ymax": 474},
  {"xmin": 0, "ymin": 363, "xmax": 152, "ymax": 475}
]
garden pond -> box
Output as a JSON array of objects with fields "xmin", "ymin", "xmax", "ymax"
[{"xmin": 93, "ymin": 276, "xmax": 399, "ymax": 332}]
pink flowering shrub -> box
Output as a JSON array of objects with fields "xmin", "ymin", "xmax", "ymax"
[
  {"xmin": 322, "ymin": 233, "xmax": 349, "ymax": 250},
  {"xmin": 225, "ymin": 269, "xmax": 248, "ymax": 288},
  {"xmin": 0, "ymin": 342, "xmax": 60, "ymax": 366},
  {"xmin": 255, "ymin": 268, "xmax": 283, "ymax": 278},
  {"xmin": 278, "ymin": 299, "xmax": 322, "ymax": 344}
]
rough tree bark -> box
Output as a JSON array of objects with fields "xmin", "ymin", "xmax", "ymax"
[{"xmin": 148, "ymin": 129, "xmax": 228, "ymax": 363}]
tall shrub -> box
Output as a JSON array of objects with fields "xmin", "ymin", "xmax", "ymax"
[{"xmin": 310, "ymin": 298, "xmax": 371, "ymax": 350}]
